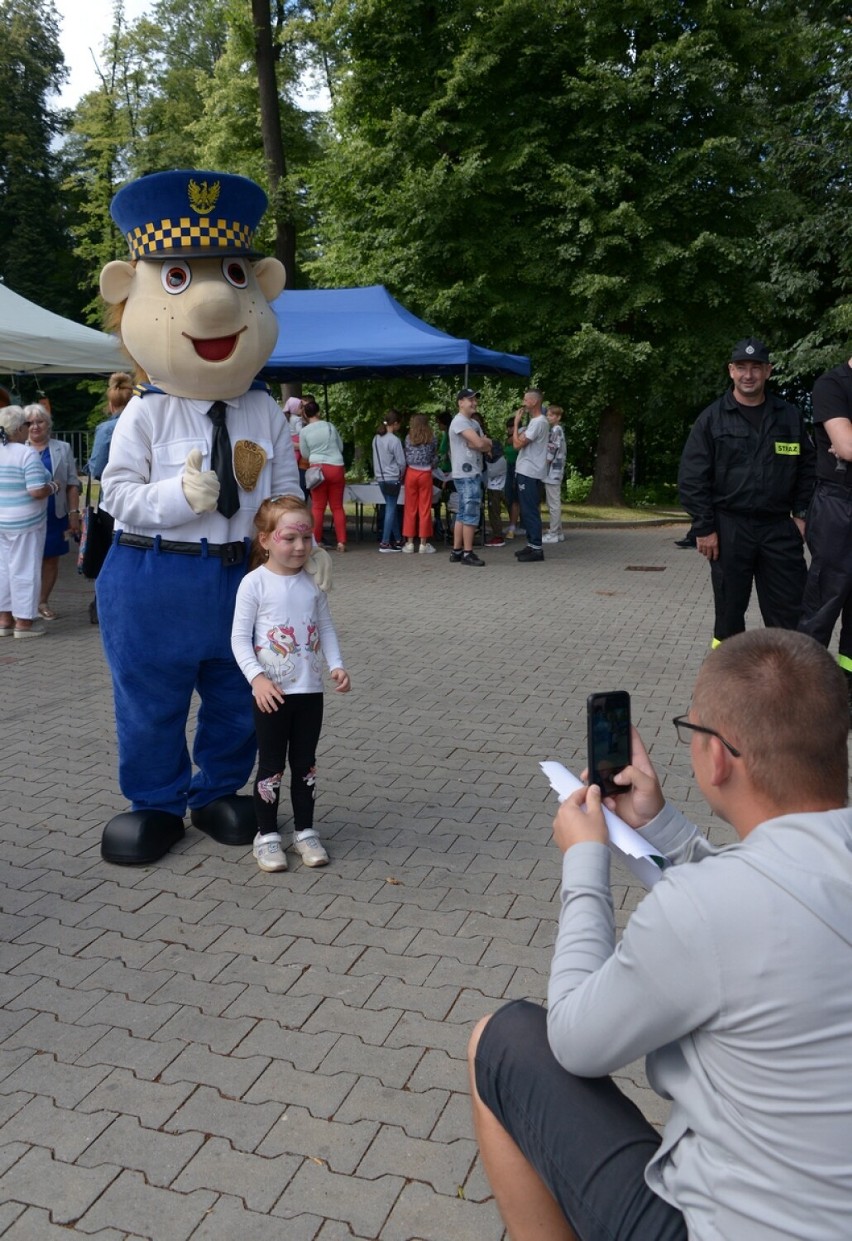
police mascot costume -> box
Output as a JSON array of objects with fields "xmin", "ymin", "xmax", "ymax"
[{"xmin": 97, "ymin": 169, "xmax": 329, "ymax": 866}]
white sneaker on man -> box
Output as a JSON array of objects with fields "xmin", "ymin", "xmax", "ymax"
[
  {"xmin": 542, "ymin": 533, "xmax": 560, "ymax": 544},
  {"xmin": 253, "ymin": 832, "xmax": 288, "ymax": 872},
  {"xmin": 292, "ymin": 832, "xmax": 329, "ymax": 867}
]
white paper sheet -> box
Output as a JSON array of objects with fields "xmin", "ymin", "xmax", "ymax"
[{"xmin": 540, "ymin": 761, "xmax": 667, "ymax": 888}]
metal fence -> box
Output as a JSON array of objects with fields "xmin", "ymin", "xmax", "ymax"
[{"xmin": 56, "ymin": 430, "xmax": 92, "ymax": 472}]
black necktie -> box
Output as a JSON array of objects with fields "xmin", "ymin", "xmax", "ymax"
[{"xmin": 206, "ymin": 400, "xmax": 240, "ymax": 519}]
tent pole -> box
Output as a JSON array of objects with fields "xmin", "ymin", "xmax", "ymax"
[
  {"xmin": 464, "ymin": 364, "xmax": 469, "ymax": 388},
  {"xmin": 323, "ymin": 384, "xmax": 329, "ymax": 416}
]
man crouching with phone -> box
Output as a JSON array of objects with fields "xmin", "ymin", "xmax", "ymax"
[{"xmin": 468, "ymin": 629, "xmax": 852, "ymax": 1241}]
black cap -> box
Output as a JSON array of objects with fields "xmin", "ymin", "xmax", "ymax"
[
  {"xmin": 456, "ymin": 388, "xmax": 480, "ymax": 401},
  {"xmin": 730, "ymin": 337, "xmax": 770, "ymax": 364}
]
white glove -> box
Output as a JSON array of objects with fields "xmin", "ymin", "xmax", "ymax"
[
  {"xmin": 182, "ymin": 448, "xmax": 220, "ymax": 514},
  {"xmin": 306, "ymin": 546, "xmax": 333, "ymax": 592}
]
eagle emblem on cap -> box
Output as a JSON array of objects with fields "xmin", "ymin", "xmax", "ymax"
[{"xmin": 188, "ymin": 178, "xmax": 221, "ymax": 216}]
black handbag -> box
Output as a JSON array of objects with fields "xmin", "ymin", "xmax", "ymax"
[
  {"xmin": 77, "ymin": 479, "xmax": 114, "ymax": 580},
  {"xmin": 374, "ymin": 434, "xmax": 402, "ymax": 497}
]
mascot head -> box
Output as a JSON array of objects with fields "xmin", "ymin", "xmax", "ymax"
[{"xmin": 100, "ymin": 170, "xmax": 286, "ymax": 401}]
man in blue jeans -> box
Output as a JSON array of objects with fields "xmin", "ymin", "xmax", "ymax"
[
  {"xmin": 512, "ymin": 387, "xmax": 548, "ymax": 562},
  {"xmin": 449, "ymin": 388, "xmax": 492, "ymax": 567}
]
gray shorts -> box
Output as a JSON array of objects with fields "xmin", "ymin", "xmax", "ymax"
[{"xmin": 474, "ymin": 999, "xmax": 688, "ymax": 1241}]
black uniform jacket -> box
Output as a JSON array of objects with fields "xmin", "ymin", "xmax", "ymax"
[{"xmin": 678, "ymin": 389, "xmax": 816, "ymax": 538}]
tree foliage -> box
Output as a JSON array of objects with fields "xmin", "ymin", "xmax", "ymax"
[
  {"xmin": 65, "ymin": 0, "xmax": 326, "ymax": 314},
  {"xmin": 4, "ymin": 0, "xmax": 851, "ymax": 483},
  {"xmin": 0, "ymin": 0, "xmax": 84, "ymax": 314},
  {"xmin": 307, "ymin": 0, "xmax": 852, "ymax": 501}
]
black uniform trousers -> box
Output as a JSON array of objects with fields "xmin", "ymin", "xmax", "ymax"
[
  {"xmin": 709, "ymin": 511, "xmax": 806, "ymax": 642},
  {"xmin": 798, "ymin": 483, "xmax": 852, "ymax": 668}
]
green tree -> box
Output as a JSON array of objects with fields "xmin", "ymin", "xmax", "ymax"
[
  {"xmin": 756, "ymin": 2, "xmax": 852, "ymax": 389},
  {"xmin": 65, "ymin": 0, "xmax": 232, "ymax": 320},
  {"xmin": 0, "ymin": 0, "xmax": 84, "ymax": 314},
  {"xmin": 190, "ymin": 1, "xmax": 327, "ymax": 285},
  {"xmin": 66, "ymin": 0, "xmax": 325, "ymax": 312},
  {"xmin": 308, "ymin": 0, "xmax": 850, "ymax": 501}
]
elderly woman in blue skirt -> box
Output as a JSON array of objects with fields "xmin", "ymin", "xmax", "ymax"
[{"xmin": 24, "ymin": 404, "xmax": 81, "ymax": 619}]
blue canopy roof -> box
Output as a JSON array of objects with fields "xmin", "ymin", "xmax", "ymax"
[{"xmin": 262, "ymin": 284, "xmax": 530, "ymax": 384}]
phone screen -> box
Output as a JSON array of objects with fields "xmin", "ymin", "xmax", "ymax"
[{"xmin": 587, "ymin": 691, "xmax": 632, "ymax": 797}]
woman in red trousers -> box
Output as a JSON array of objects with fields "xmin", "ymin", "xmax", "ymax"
[{"xmin": 402, "ymin": 414, "xmax": 438, "ymax": 554}]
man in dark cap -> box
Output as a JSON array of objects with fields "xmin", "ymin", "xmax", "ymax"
[{"xmin": 678, "ymin": 338, "xmax": 815, "ymax": 646}]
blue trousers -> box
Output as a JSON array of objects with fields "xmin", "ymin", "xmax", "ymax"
[
  {"xmin": 516, "ymin": 473, "xmax": 543, "ymax": 547},
  {"xmin": 97, "ymin": 540, "xmax": 255, "ymax": 817},
  {"xmin": 379, "ymin": 483, "xmax": 401, "ymax": 544}
]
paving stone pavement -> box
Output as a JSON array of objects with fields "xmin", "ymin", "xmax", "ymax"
[{"xmin": 1, "ymin": 522, "xmax": 757, "ymax": 1239}]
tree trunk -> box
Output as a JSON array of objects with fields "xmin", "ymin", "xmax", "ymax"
[
  {"xmin": 251, "ymin": 0, "xmax": 296, "ymax": 283},
  {"xmin": 587, "ymin": 404, "xmax": 625, "ymax": 506}
]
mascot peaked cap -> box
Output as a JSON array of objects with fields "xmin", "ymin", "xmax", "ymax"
[{"xmin": 110, "ymin": 169, "xmax": 268, "ymax": 261}]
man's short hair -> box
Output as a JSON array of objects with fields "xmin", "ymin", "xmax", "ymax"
[
  {"xmin": 525, "ymin": 387, "xmax": 543, "ymax": 398},
  {"xmin": 692, "ymin": 629, "xmax": 848, "ymax": 807}
]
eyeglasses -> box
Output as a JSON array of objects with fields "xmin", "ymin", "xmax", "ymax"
[{"xmin": 672, "ymin": 715, "xmax": 742, "ymax": 758}]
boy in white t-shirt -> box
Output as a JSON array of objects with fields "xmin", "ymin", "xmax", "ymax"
[{"xmin": 449, "ymin": 389, "xmax": 492, "ymax": 567}]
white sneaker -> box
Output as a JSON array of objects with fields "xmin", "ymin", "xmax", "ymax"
[
  {"xmin": 418, "ymin": 541, "xmax": 436, "ymax": 554},
  {"xmin": 253, "ymin": 832, "xmax": 288, "ymax": 872},
  {"xmin": 542, "ymin": 533, "xmax": 559, "ymax": 544},
  {"xmin": 292, "ymin": 832, "xmax": 329, "ymax": 867},
  {"xmin": 402, "ymin": 540, "xmax": 416, "ymax": 554}
]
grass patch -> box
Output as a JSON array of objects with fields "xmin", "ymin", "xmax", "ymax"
[{"xmin": 563, "ymin": 503, "xmax": 687, "ymax": 523}]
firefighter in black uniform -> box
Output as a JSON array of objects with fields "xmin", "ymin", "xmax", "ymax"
[
  {"xmin": 798, "ymin": 357, "xmax": 852, "ymax": 705},
  {"xmin": 678, "ymin": 338, "xmax": 815, "ymax": 646}
]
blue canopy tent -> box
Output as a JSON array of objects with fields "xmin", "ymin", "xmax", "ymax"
[{"xmin": 262, "ymin": 284, "xmax": 531, "ymax": 384}]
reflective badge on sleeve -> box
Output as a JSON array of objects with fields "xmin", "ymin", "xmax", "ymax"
[{"xmin": 775, "ymin": 442, "xmax": 800, "ymax": 455}]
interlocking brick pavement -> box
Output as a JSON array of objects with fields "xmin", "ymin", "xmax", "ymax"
[{"xmin": 1, "ymin": 522, "xmax": 758, "ymax": 1238}]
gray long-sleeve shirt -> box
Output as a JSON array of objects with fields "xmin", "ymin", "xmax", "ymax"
[
  {"xmin": 548, "ymin": 803, "xmax": 852, "ymax": 1240},
  {"xmin": 372, "ymin": 431, "xmax": 405, "ymax": 483}
]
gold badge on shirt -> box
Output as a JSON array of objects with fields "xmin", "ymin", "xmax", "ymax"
[{"xmin": 233, "ymin": 440, "xmax": 267, "ymax": 491}]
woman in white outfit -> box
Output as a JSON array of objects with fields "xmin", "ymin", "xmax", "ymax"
[{"xmin": 0, "ymin": 406, "xmax": 56, "ymax": 637}]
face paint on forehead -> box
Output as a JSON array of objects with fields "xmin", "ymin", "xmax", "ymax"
[{"xmin": 272, "ymin": 519, "xmax": 313, "ymax": 541}]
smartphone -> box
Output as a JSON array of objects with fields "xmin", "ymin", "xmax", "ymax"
[{"xmin": 587, "ymin": 691, "xmax": 632, "ymax": 797}]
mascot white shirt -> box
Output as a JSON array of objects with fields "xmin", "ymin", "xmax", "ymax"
[{"xmin": 97, "ymin": 169, "xmax": 326, "ymax": 866}]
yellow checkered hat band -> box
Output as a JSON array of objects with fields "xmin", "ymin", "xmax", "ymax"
[{"xmin": 127, "ymin": 216, "xmax": 254, "ymax": 258}]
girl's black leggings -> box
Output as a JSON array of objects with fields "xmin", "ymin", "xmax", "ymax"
[{"xmin": 252, "ymin": 692, "xmax": 323, "ymax": 835}]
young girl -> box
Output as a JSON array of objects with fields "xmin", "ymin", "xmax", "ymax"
[
  {"xmin": 372, "ymin": 411, "xmax": 406, "ymax": 552},
  {"xmin": 542, "ymin": 404, "xmax": 566, "ymax": 542},
  {"xmin": 402, "ymin": 413, "xmax": 437, "ymax": 553},
  {"xmin": 231, "ymin": 496, "xmax": 351, "ymax": 872}
]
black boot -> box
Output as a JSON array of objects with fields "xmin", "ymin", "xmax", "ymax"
[
  {"xmin": 190, "ymin": 794, "xmax": 256, "ymax": 845},
  {"xmin": 101, "ymin": 809, "xmax": 185, "ymax": 866}
]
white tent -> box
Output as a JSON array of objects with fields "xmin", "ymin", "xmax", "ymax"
[{"xmin": 0, "ymin": 282, "xmax": 129, "ymax": 375}]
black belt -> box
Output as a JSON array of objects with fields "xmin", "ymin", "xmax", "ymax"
[{"xmin": 117, "ymin": 532, "xmax": 247, "ymax": 565}]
